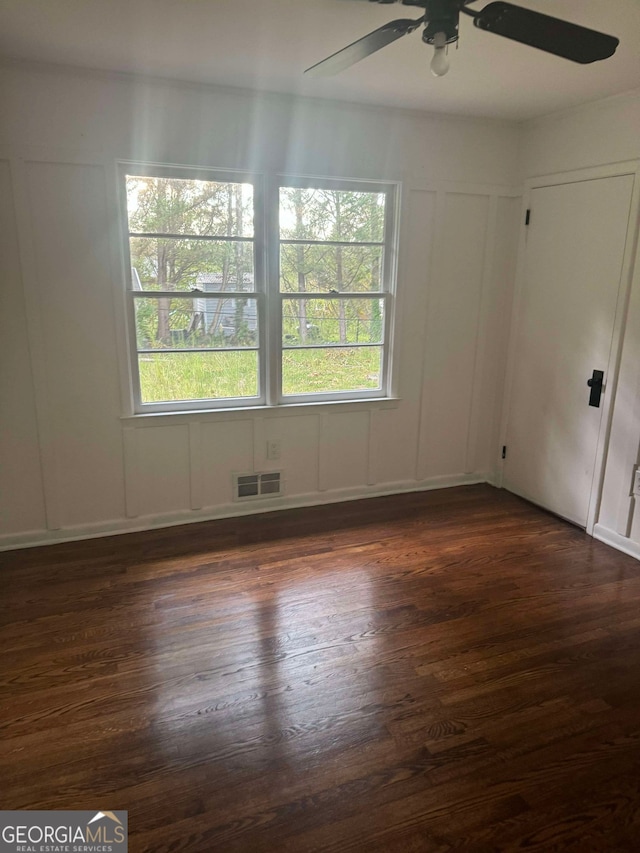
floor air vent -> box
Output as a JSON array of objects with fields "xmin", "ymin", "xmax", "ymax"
[{"xmin": 234, "ymin": 472, "xmax": 282, "ymax": 501}]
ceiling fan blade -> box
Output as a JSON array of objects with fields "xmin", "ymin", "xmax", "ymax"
[
  {"xmin": 472, "ymin": 2, "xmax": 619, "ymax": 64},
  {"xmin": 305, "ymin": 18, "xmax": 423, "ymax": 76}
]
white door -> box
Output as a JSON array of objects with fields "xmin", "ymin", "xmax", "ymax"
[{"xmin": 504, "ymin": 174, "xmax": 634, "ymax": 527}]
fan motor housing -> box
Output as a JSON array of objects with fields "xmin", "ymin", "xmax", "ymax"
[
  {"xmin": 423, "ymin": 0, "xmax": 462, "ymax": 43},
  {"xmin": 368, "ymin": 0, "xmax": 474, "ymax": 41}
]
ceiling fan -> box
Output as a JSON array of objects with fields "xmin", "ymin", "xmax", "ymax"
[{"xmin": 305, "ymin": 0, "xmax": 619, "ymax": 78}]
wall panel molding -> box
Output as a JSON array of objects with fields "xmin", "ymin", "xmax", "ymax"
[
  {"xmin": 466, "ymin": 194, "xmax": 498, "ymax": 474},
  {"xmin": 417, "ymin": 190, "xmax": 492, "ymax": 481},
  {"xmin": 318, "ymin": 414, "xmax": 330, "ymax": 492},
  {"xmin": 122, "ymin": 426, "xmax": 139, "ymax": 518},
  {"xmin": 188, "ymin": 421, "xmax": 203, "ymax": 511},
  {"xmin": 252, "ymin": 417, "xmax": 265, "ymax": 472},
  {"xmin": 0, "ymin": 63, "xmax": 525, "ymax": 548},
  {"xmin": 416, "ymin": 188, "xmax": 445, "ymax": 481},
  {"xmin": 8, "ymin": 158, "xmax": 62, "ymax": 530},
  {"xmin": 0, "ymin": 473, "xmax": 490, "ymax": 552},
  {"xmin": 367, "ymin": 410, "xmax": 378, "ymax": 486}
]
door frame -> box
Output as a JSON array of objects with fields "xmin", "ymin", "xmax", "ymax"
[{"xmin": 497, "ymin": 160, "xmax": 640, "ymax": 535}]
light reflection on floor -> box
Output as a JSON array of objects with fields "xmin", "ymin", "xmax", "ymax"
[{"xmin": 149, "ymin": 563, "xmax": 376, "ymax": 780}]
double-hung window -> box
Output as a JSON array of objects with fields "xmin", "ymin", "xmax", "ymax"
[
  {"xmin": 123, "ymin": 166, "xmax": 397, "ymax": 412},
  {"xmin": 124, "ymin": 167, "xmax": 262, "ymax": 411},
  {"xmin": 277, "ymin": 179, "xmax": 395, "ymax": 403}
]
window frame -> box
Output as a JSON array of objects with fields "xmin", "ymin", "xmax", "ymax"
[
  {"xmin": 119, "ymin": 164, "xmax": 399, "ymax": 414},
  {"xmin": 120, "ymin": 163, "xmax": 267, "ymax": 413},
  {"xmin": 272, "ymin": 175, "xmax": 397, "ymax": 405}
]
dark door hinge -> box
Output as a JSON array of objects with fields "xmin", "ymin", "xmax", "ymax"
[
  {"xmin": 525, "ymin": 209, "xmax": 531, "ymax": 226},
  {"xmin": 502, "ymin": 446, "xmax": 507, "ymax": 460}
]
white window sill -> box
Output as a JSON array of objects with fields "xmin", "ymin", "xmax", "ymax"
[{"xmin": 120, "ymin": 397, "xmax": 400, "ymax": 425}]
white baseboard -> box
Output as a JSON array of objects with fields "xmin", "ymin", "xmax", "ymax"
[
  {"xmin": 0, "ymin": 473, "xmax": 491, "ymax": 552},
  {"xmin": 592, "ymin": 524, "xmax": 640, "ymax": 562}
]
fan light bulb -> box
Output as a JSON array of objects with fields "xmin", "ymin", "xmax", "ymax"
[{"xmin": 430, "ymin": 31, "xmax": 449, "ymax": 77}]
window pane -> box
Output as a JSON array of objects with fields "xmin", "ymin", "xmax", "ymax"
[
  {"xmin": 126, "ymin": 176, "xmax": 254, "ymax": 237},
  {"xmin": 279, "ymin": 187, "xmax": 385, "ymax": 242},
  {"xmin": 129, "ymin": 238, "xmax": 254, "ymax": 292},
  {"xmin": 135, "ymin": 297, "xmax": 258, "ymax": 349},
  {"xmin": 282, "ymin": 298, "xmax": 384, "ymax": 346},
  {"xmin": 138, "ymin": 352, "xmax": 259, "ymax": 402},
  {"xmin": 282, "ymin": 348, "xmax": 382, "ymax": 395},
  {"xmin": 280, "ymin": 244, "xmax": 383, "ymax": 293}
]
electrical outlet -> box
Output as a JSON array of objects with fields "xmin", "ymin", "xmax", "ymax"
[
  {"xmin": 267, "ymin": 440, "xmax": 281, "ymax": 461},
  {"xmin": 634, "ymin": 468, "xmax": 640, "ymax": 497}
]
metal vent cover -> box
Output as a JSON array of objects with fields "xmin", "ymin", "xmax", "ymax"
[{"xmin": 233, "ymin": 472, "xmax": 282, "ymax": 501}]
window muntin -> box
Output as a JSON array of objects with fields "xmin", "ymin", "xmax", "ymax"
[{"xmin": 123, "ymin": 169, "xmax": 396, "ymax": 412}]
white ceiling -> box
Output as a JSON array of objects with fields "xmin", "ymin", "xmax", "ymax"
[{"xmin": 0, "ymin": 0, "xmax": 638, "ymax": 120}]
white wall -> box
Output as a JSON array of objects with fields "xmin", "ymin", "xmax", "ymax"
[
  {"xmin": 521, "ymin": 89, "xmax": 640, "ymax": 178},
  {"xmin": 0, "ymin": 63, "xmax": 521, "ymax": 548},
  {"xmin": 521, "ymin": 90, "xmax": 640, "ymax": 559}
]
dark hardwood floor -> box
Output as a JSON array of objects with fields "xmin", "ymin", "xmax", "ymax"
[{"xmin": 2, "ymin": 484, "xmax": 640, "ymax": 851}]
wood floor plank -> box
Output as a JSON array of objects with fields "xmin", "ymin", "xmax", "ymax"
[{"xmin": 2, "ymin": 484, "xmax": 640, "ymax": 851}]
